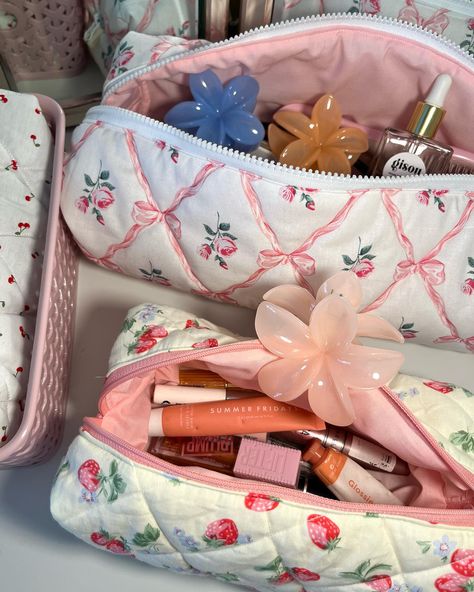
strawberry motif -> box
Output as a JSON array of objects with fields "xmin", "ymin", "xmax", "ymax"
[
  {"xmin": 424, "ymin": 380, "xmax": 454, "ymax": 394},
  {"xmin": 244, "ymin": 493, "xmax": 280, "ymax": 512},
  {"xmin": 366, "ymin": 574, "xmax": 393, "ymax": 591},
  {"xmin": 78, "ymin": 459, "xmax": 101, "ymax": 492},
  {"xmin": 307, "ymin": 514, "xmax": 341, "ymax": 551},
  {"xmin": 290, "ymin": 567, "xmax": 320, "ymax": 582},
  {"xmin": 90, "ymin": 530, "xmax": 109, "ymax": 546},
  {"xmin": 270, "ymin": 572, "xmax": 294, "ymax": 585},
  {"xmin": 203, "ymin": 519, "xmax": 238, "ymax": 547},
  {"xmin": 435, "ymin": 572, "xmax": 473, "ymax": 592},
  {"xmin": 77, "ymin": 459, "xmax": 126, "ymax": 503},
  {"xmin": 340, "ymin": 560, "xmax": 392, "ymax": 590},
  {"xmin": 192, "ymin": 338, "xmax": 218, "ymax": 349},
  {"xmin": 106, "ymin": 538, "xmax": 130, "ymax": 554},
  {"xmin": 451, "ymin": 549, "xmax": 474, "ymax": 578}
]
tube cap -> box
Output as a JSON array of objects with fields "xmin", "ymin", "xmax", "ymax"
[
  {"xmin": 149, "ymin": 407, "xmax": 165, "ymax": 437},
  {"xmin": 302, "ymin": 439, "xmax": 327, "ymax": 466}
]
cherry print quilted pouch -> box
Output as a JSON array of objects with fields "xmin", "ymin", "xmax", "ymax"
[
  {"xmin": 50, "ymin": 302, "xmax": 474, "ymax": 591},
  {"xmin": 61, "ymin": 14, "xmax": 474, "ymax": 353},
  {"xmin": 0, "ymin": 90, "xmax": 53, "ymax": 447}
]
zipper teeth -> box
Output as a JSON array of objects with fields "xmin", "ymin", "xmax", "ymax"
[
  {"xmin": 104, "ymin": 12, "xmax": 474, "ymax": 98},
  {"xmin": 102, "ymin": 341, "xmax": 474, "ymax": 489},
  {"xmin": 98, "ymin": 12, "xmax": 474, "ymax": 186},
  {"xmin": 89, "ymin": 104, "xmax": 473, "ymax": 187},
  {"xmin": 82, "ymin": 420, "xmax": 473, "ymax": 522}
]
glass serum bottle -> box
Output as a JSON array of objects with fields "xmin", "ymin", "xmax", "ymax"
[{"xmin": 371, "ymin": 74, "xmax": 453, "ymax": 177}]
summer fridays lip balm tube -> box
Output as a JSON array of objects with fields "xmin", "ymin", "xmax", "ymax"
[
  {"xmin": 153, "ymin": 384, "xmax": 262, "ymax": 406},
  {"xmin": 148, "ymin": 396, "xmax": 325, "ymax": 438},
  {"xmin": 303, "ymin": 440, "xmax": 403, "ymax": 505}
]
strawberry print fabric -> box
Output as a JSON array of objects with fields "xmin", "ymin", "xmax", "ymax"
[
  {"xmin": 51, "ymin": 302, "xmax": 474, "ymax": 591},
  {"xmin": 0, "ymin": 90, "xmax": 53, "ymax": 447}
]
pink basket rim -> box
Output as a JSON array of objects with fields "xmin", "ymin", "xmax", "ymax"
[{"xmin": 0, "ymin": 94, "xmax": 66, "ymax": 462}]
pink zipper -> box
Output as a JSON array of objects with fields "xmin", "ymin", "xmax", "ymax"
[
  {"xmin": 86, "ymin": 340, "xmax": 474, "ymax": 525},
  {"xmin": 82, "ymin": 419, "xmax": 473, "ymax": 526}
]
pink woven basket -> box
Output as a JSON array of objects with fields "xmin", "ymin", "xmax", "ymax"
[
  {"xmin": 0, "ymin": 0, "xmax": 87, "ymax": 80},
  {"xmin": 0, "ymin": 95, "xmax": 78, "ymax": 468}
]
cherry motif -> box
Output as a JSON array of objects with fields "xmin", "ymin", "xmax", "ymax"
[
  {"xmin": 1, "ymin": 426, "xmax": 7, "ymax": 442},
  {"xmin": 5, "ymin": 159, "xmax": 17, "ymax": 171},
  {"xmin": 19, "ymin": 326, "xmax": 30, "ymax": 339},
  {"xmin": 34, "ymin": 107, "xmax": 41, "ymax": 114},
  {"xmin": 31, "ymin": 251, "xmax": 39, "ymax": 259},
  {"xmin": 15, "ymin": 222, "xmax": 30, "ymax": 236},
  {"xmin": 15, "ymin": 367, "xmax": 23, "ymax": 377},
  {"xmin": 25, "ymin": 195, "xmax": 33, "ymax": 202},
  {"xmin": 30, "ymin": 134, "xmax": 40, "ymax": 148},
  {"xmin": 7, "ymin": 275, "xmax": 15, "ymax": 284},
  {"xmin": 0, "ymin": 95, "xmax": 8, "ymax": 103}
]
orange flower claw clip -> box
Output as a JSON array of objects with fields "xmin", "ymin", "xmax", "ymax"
[
  {"xmin": 255, "ymin": 271, "xmax": 404, "ymax": 426},
  {"xmin": 268, "ymin": 94, "xmax": 369, "ymax": 175}
]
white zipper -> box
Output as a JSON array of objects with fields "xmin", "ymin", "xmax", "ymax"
[
  {"xmin": 85, "ymin": 104, "xmax": 473, "ymax": 189},
  {"xmin": 95, "ymin": 13, "xmax": 474, "ymax": 189}
]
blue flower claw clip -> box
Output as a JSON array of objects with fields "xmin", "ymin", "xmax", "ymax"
[{"xmin": 164, "ymin": 69, "xmax": 265, "ymax": 152}]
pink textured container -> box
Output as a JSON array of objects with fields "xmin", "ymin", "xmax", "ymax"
[
  {"xmin": 0, "ymin": 95, "xmax": 78, "ymax": 468},
  {"xmin": 0, "ymin": 0, "xmax": 87, "ymax": 80}
]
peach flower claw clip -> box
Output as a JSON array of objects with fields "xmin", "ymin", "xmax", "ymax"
[
  {"xmin": 268, "ymin": 94, "xmax": 368, "ymax": 175},
  {"xmin": 255, "ymin": 271, "xmax": 404, "ymax": 426}
]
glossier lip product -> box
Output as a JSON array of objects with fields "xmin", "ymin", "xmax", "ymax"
[
  {"xmin": 303, "ymin": 440, "xmax": 403, "ymax": 506},
  {"xmin": 277, "ymin": 428, "xmax": 409, "ymax": 475},
  {"xmin": 153, "ymin": 384, "xmax": 262, "ymax": 406},
  {"xmin": 178, "ymin": 368, "xmax": 247, "ymax": 390},
  {"xmin": 148, "ymin": 396, "xmax": 325, "ymax": 438}
]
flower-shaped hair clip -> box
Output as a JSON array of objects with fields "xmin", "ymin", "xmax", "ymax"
[
  {"xmin": 255, "ymin": 271, "xmax": 404, "ymax": 426},
  {"xmin": 268, "ymin": 94, "xmax": 368, "ymax": 175},
  {"xmin": 164, "ymin": 69, "xmax": 265, "ymax": 152}
]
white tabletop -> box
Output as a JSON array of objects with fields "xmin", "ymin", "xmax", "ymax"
[{"xmin": 1, "ymin": 256, "xmax": 473, "ymax": 591}]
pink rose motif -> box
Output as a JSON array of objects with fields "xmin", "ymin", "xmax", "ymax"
[
  {"xmin": 468, "ymin": 18, "xmax": 474, "ymax": 30},
  {"xmin": 352, "ymin": 259, "xmax": 375, "ymax": 278},
  {"xmin": 215, "ymin": 237, "xmax": 238, "ymax": 257},
  {"xmin": 402, "ymin": 330, "xmax": 417, "ymax": 339},
  {"xmin": 416, "ymin": 190, "xmax": 430, "ymax": 205},
  {"xmin": 91, "ymin": 187, "xmax": 114, "ymax": 209},
  {"xmin": 199, "ymin": 244, "xmax": 212, "ymax": 260},
  {"xmin": 280, "ymin": 186, "xmax": 296, "ymax": 202},
  {"xmin": 76, "ymin": 196, "xmax": 89, "ymax": 213},
  {"xmin": 141, "ymin": 325, "xmax": 168, "ymax": 339},
  {"xmin": 135, "ymin": 338, "xmax": 157, "ymax": 354},
  {"xmin": 115, "ymin": 50, "xmax": 134, "ymax": 68},
  {"xmin": 192, "ymin": 338, "xmax": 218, "ymax": 349},
  {"xmin": 462, "ymin": 278, "xmax": 474, "ymax": 295},
  {"xmin": 306, "ymin": 200, "xmax": 315, "ymax": 211},
  {"xmin": 361, "ymin": 0, "xmax": 380, "ymax": 14}
]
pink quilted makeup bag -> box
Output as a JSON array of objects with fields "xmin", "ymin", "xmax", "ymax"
[{"xmin": 61, "ymin": 14, "xmax": 474, "ymax": 353}]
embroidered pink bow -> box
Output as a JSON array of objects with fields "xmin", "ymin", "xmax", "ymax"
[
  {"xmin": 255, "ymin": 271, "xmax": 404, "ymax": 426},
  {"xmin": 133, "ymin": 201, "xmax": 182, "ymax": 237},
  {"xmin": 257, "ymin": 249, "xmax": 316, "ymax": 275},
  {"xmin": 394, "ymin": 259, "xmax": 445, "ymax": 285}
]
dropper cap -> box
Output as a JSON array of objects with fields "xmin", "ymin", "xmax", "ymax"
[{"xmin": 406, "ymin": 74, "xmax": 452, "ymax": 139}]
